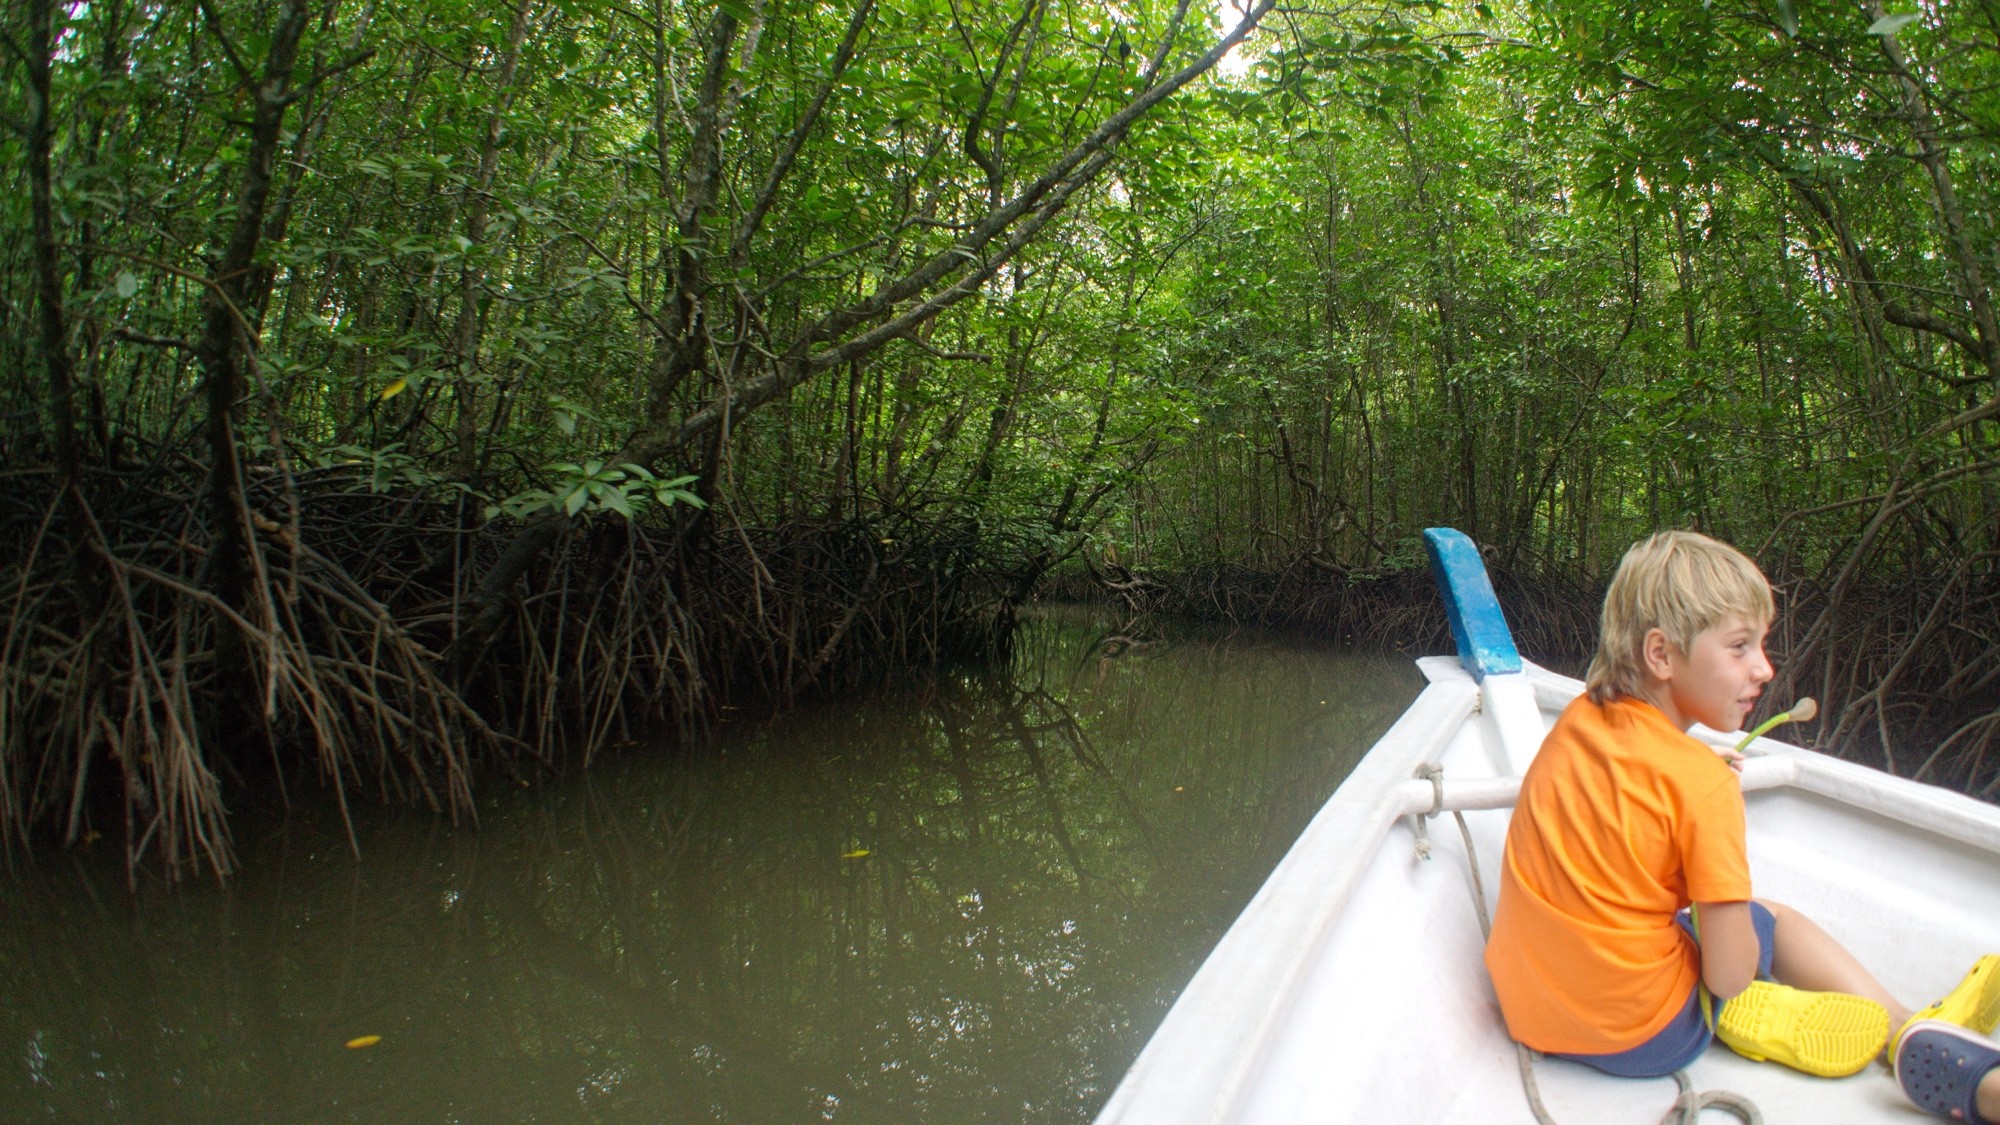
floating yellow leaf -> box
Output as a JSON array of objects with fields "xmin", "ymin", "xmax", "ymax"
[
  {"xmin": 345, "ymin": 1035, "xmax": 382, "ymax": 1050},
  {"xmin": 378, "ymin": 377, "xmax": 408, "ymax": 401},
  {"xmin": 842, "ymin": 849, "xmax": 871, "ymax": 859}
]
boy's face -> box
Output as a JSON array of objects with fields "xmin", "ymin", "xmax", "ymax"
[{"xmin": 1646, "ymin": 613, "xmax": 1775, "ymax": 733}]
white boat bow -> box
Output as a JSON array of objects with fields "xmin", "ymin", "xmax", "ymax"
[{"xmin": 1097, "ymin": 529, "xmax": 2000, "ymax": 1125}]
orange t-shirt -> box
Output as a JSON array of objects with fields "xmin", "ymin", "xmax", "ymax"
[{"xmin": 1484, "ymin": 694, "xmax": 1752, "ymax": 1055}]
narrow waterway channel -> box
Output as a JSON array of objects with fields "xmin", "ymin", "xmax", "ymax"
[{"xmin": 1, "ymin": 608, "xmax": 1423, "ymax": 1122}]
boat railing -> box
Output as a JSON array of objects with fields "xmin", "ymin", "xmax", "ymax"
[{"xmin": 1393, "ymin": 741, "xmax": 2000, "ymax": 856}]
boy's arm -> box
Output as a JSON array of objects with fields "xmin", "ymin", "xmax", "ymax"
[{"xmin": 1694, "ymin": 900, "xmax": 1759, "ymax": 999}]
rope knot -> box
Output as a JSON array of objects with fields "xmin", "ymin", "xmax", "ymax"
[
  {"xmin": 1411, "ymin": 764, "xmax": 1446, "ymax": 860},
  {"xmin": 1416, "ymin": 763, "xmax": 1446, "ymax": 817}
]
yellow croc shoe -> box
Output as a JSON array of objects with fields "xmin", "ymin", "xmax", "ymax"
[
  {"xmin": 1898, "ymin": 954, "xmax": 2000, "ymax": 1051},
  {"xmin": 1715, "ymin": 981, "xmax": 1889, "ymax": 1078}
]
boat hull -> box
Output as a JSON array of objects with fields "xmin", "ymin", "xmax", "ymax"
[{"xmin": 1098, "ymin": 657, "xmax": 2000, "ymax": 1124}]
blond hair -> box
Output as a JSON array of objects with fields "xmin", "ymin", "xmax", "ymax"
[{"xmin": 1585, "ymin": 530, "xmax": 1774, "ymax": 703}]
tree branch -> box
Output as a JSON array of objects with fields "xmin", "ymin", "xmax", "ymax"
[
  {"xmin": 114, "ymin": 328, "xmax": 196, "ymax": 352},
  {"xmin": 730, "ymin": 0, "xmax": 875, "ymax": 266},
  {"xmin": 899, "ymin": 332, "xmax": 992, "ymax": 364},
  {"xmin": 280, "ymin": 48, "xmax": 376, "ymax": 105},
  {"xmin": 196, "ymin": 0, "xmax": 256, "ymax": 87}
]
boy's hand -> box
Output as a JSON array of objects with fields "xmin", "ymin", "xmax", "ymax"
[{"xmin": 1716, "ymin": 745, "xmax": 1745, "ymax": 772}]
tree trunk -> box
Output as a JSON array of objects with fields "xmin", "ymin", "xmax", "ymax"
[
  {"xmin": 23, "ymin": 0, "xmax": 85, "ymax": 489},
  {"xmin": 451, "ymin": 0, "xmax": 535, "ymax": 483},
  {"xmin": 192, "ymin": 0, "xmax": 311, "ymax": 711}
]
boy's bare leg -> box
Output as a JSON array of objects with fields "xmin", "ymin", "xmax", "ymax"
[
  {"xmin": 1758, "ymin": 902, "xmax": 2000, "ymax": 1117},
  {"xmin": 1757, "ymin": 899, "xmax": 1916, "ymax": 1028}
]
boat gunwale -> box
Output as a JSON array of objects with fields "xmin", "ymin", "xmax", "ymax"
[
  {"xmin": 1095, "ymin": 675, "xmax": 1478, "ymax": 1123},
  {"xmin": 1393, "ymin": 672, "xmax": 2000, "ymax": 857}
]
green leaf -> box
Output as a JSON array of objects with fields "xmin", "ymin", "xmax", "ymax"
[
  {"xmin": 656, "ymin": 485, "xmax": 706, "ymax": 509},
  {"xmin": 1867, "ymin": 12, "xmax": 1919, "ymax": 35},
  {"xmin": 563, "ymin": 487, "xmax": 589, "ymax": 517},
  {"xmin": 115, "ymin": 271, "xmax": 138, "ymax": 298},
  {"xmin": 716, "ymin": 0, "xmax": 754, "ymax": 22}
]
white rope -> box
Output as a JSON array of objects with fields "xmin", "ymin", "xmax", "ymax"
[{"xmin": 1412, "ymin": 765, "xmax": 1761, "ymax": 1125}]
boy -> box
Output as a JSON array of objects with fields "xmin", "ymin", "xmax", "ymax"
[{"xmin": 1483, "ymin": 530, "xmax": 2000, "ymax": 1121}]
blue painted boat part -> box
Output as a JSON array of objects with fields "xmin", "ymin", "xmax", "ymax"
[{"xmin": 1422, "ymin": 528, "xmax": 1522, "ymax": 682}]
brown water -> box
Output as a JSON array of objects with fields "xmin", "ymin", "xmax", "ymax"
[{"xmin": 0, "ymin": 609, "xmax": 1422, "ymax": 1123}]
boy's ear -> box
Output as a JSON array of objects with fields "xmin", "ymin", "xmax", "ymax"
[{"xmin": 1640, "ymin": 627, "xmax": 1677, "ymax": 683}]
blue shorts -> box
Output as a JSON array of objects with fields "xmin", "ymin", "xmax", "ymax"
[{"xmin": 1553, "ymin": 902, "xmax": 1779, "ymax": 1078}]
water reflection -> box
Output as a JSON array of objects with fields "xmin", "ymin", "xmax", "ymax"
[{"xmin": 0, "ymin": 609, "xmax": 1422, "ymax": 1122}]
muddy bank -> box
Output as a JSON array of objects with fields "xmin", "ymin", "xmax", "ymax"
[{"xmin": 0, "ymin": 469, "xmax": 1025, "ymax": 880}]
